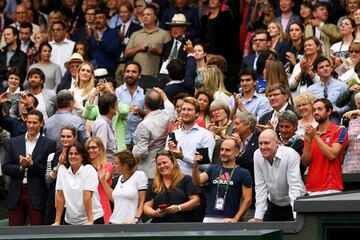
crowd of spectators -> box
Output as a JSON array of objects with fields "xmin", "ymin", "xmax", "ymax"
[{"xmin": 0, "ymin": 0, "xmax": 359, "ymax": 226}]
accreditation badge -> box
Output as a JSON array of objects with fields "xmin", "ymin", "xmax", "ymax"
[{"xmin": 214, "ymin": 197, "xmax": 225, "ymax": 211}]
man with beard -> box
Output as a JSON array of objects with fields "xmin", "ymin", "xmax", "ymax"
[
  {"xmin": 167, "ymin": 96, "xmax": 214, "ymax": 222},
  {"xmin": 26, "ymin": 68, "xmax": 56, "ymax": 121},
  {"xmin": 249, "ymin": 129, "xmax": 305, "ymax": 222},
  {"xmin": 0, "ymin": 26, "xmax": 27, "ymax": 86},
  {"xmin": 192, "ymin": 137, "xmax": 252, "ymax": 223},
  {"xmin": 115, "ymin": 61, "xmax": 145, "ymax": 150},
  {"xmin": 301, "ymin": 98, "xmax": 348, "ymax": 196}
]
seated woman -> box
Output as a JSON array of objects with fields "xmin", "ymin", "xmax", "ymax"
[
  {"xmin": 53, "ymin": 142, "xmax": 104, "ymax": 225},
  {"xmin": 195, "ymin": 89, "xmax": 213, "ymax": 128},
  {"xmin": 99, "ymin": 150, "xmax": 147, "ymax": 224},
  {"xmin": 207, "ymin": 100, "xmax": 233, "ymax": 164},
  {"xmin": 144, "ymin": 151, "xmax": 200, "ymax": 222},
  {"xmin": 85, "ymin": 137, "xmax": 114, "ymax": 224}
]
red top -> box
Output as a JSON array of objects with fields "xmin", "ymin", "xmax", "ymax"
[{"xmin": 305, "ymin": 123, "xmax": 348, "ymax": 192}]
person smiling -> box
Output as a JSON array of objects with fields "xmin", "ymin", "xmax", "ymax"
[
  {"xmin": 53, "ymin": 142, "xmax": 104, "ymax": 225},
  {"xmin": 144, "ymin": 150, "xmax": 200, "ymax": 222}
]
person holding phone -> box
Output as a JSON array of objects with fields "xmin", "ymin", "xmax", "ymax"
[
  {"xmin": 0, "ymin": 67, "xmax": 22, "ymax": 119},
  {"xmin": 144, "ymin": 150, "xmax": 200, "ymax": 223},
  {"xmin": 192, "ymin": 137, "xmax": 252, "ymax": 223}
]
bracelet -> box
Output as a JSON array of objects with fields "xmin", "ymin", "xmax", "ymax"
[
  {"xmin": 177, "ymin": 205, "xmax": 182, "ymax": 212},
  {"xmin": 134, "ymin": 217, "xmax": 142, "ymax": 224}
]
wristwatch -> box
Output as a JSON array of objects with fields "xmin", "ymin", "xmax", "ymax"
[{"xmin": 177, "ymin": 205, "xmax": 182, "ymax": 212}]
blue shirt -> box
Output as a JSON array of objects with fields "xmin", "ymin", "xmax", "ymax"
[
  {"xmin": 115, "ymin": 84, "xmax": 145, "ymax": 144},
  {"xmin": 306, "ymin": 78, "xmax": 349, "ymax": 115},
  {"xmin": 228, "ymin": 91, "xmax": 271, "ymax": 119},
  {"xmin": 168, "ymin": 123, "xmax": 215, "ymax": 176}
]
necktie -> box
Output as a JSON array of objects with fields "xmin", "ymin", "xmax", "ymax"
[
  {"xmin": 121, "ymin": 24, "xmax": 126, "ymax": 37},
  {"xmin": 270, "ymin": 111, "xmax": 279, "ymax": 128},
  {"xmin": 323, "ymin": 85, "xmax": 328, "ymax": 99},
  {"xmin": 169, "ymin": 41, "xmax": 178, "ymax": 60}
]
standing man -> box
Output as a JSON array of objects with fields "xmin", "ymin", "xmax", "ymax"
[
  {"xmin": 19, "ymin": 22, "xmax": 34, "ymax": 55},
  {"xmin": 125, "ymin": 5, "xmax": 171, "ymax": 88},
  {"xmin": 132, "ymin": 88, "xmax": 177, "ymax": 179},
  {"xmin": 88, "ymin": 8, "xmax": 120, "ymax": 78},
  {"xmin": 192, "ymin": 138, "xmax": 252, "ymax": 223},
  {"xmin": 306, "ymin": 56, "xmax": 349, "ymax": 123},
  {"xmin": 302, "ymin": 98, "xmax": 348, "ymax": 195},
  {"xmin": 2, "ymin": 110, "xmax": 56, "ymax": 225},
  {"xmin": 92, "ymin": 93, "xmax": 119, "ymax": 163},
  {"xmin": 249, "ymin": 129, "xmax": 306, "ymax": 222},
  {"xmin": 50, "ymin": 21, "xmax": 75, "ymax": 76},
  {"xmin": 229, "ymin": 69, "xmax": 271, "ymax": 119},
  {"xmin": 115, "ymin": 2, "xmax": 142, "ymax": 85},
  {"xmin": 168, "ymin": 97, "xmax": 215, "ymax": 176},
  {"xmin": 0, "ymin": 26, "xmax": 27, "ymax": 86},
  {"xmin": 115, "ymin": 61, "xmax": 145, "ymax": 150}
]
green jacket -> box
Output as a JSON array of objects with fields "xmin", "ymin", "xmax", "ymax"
[{"xmin": 83, "ymin": 101, "xmax": 129, "ymax": 151}]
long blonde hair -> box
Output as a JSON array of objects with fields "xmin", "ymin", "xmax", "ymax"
[
  {"xmin": 76, "ymin": 62, "xmax": 95, "ymax": 97},
  {"xmin": 202, "ymin": 65, "xmax": 231, "ymax": 96},
  {"xmin": 85, "ymin": 137, "xmax": 107, "ymax": 168},
  {"xmin": 152, "ymin": 151, "xmax": 184, "ymax": 193}
]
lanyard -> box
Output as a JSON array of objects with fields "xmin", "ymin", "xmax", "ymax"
[
  {"xmin": 289, "ymin": 137, "xmax": 299, "ymax": 148},
  {"xmin": 215, "ymin": 166, "xmax": 237, "ymax": 202}
]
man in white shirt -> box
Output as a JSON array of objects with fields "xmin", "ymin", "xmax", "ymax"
[
  {"xmin": 50, "ymin": 21, "xmax": 75, "ymax": 76},
  {"xmin": 249, "ymin": 129, "xmax": 305, "ymax": 222}
]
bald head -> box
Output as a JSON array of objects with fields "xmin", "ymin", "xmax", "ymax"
[
  {"xmin": 145, "ymin": 89, "xmax": 162, "ymax": 111},
  {"xmin": 258, "ymin": 129, "xmax": 279, "ymax": 161}
]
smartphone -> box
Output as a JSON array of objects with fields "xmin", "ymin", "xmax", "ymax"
[
  {"xmin": 196, "ymin": 148, "xmax": 210, "ymax": 164},
  {"xmin": 169, "ymin": 132, "xmax": 177, "ymax": 145},
  {"xmin": 158, "ymin": 204, "xmax": 168, "ymax": 210},
  {"xmin": 98, "ymin": 78, "xmax": 107, "ymax": 84}
]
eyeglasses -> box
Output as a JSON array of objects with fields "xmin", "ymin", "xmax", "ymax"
[
  {"xmin": 252, "ymin": 38, "xmax": 267, "ymax": 43},
  {"xmin": 349, "ymin": 50, "xmax": 360, "ymax": 54},
  {"xmin": 87, "ymin": 146, "xmax": 99, "ymax": 150},
  {"xmin": 135, "ymin": 5, "xmax": 143, "ymax": 7},
  {"xmin": 267, "ymin": 93, "xmax": 282, "ymax": 98}
]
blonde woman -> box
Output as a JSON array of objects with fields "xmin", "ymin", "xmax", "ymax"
[
  {"xmin": 267, "ymin": 21, "xmax": 290, "ymax": 64},
  {"xmin": 144, "ymin": 151, "xmax": 200, "ymax": 222},
  {"xmin": 294, "ymin": 93, "xmax": 318, "ymax": 140},
  {"xmin": 85, "ymin": 137, "xmax": 114, "ymax": 224},
  {"xmin": 203, "ymin": 64, "xmax": 231, "ymax": 104},
  {"xmin": 71, "ymin": 62, "xmax": 96, "ymax": 118}
]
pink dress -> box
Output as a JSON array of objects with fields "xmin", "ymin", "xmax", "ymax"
[{"xmin": 97, "ymin": 162, "xmax": 114, "ymax": 224}]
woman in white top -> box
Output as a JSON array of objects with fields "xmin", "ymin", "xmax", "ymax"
[
  {"xmin": 53, "ymin": 142, "xmax": 104, "ymax": 225},
  {"xmin": 28, "ymin": 42, "xmax": 62, "ymax": 90},
  {"xmin": 71, "ymin": 62, "xmax": 96, "ymax": 118},
  {"xmin": 331, "ymin": 17, "xmax": 355, "ymax": 68},
  {"xmin": 288, "ymin": 37, "xmax": 322, "ymax": 98},
  {"xmin": 99, "ymin": 150, "xmax": 147, "ymax": 224}
]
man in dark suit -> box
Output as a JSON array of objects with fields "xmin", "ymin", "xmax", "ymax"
[
  {"xmin": 19, "ymin": 22, "xmax": 35, "ymax": 59},
  {"xmin": 257, "ymin": 83, "xmax": 297, "ymax": 136},
  {"xmin": 241, "ymin": 29, "xmax": 270, "ymax": 71},
  {"xmin": 159, "ymin": 13, "xmax": 189, "ymax": 88},
  {"xmin": 233, "ymin": 112, "xmax": 258, "ymax": 208},
  {"xmin": 2, "ymin": 110, "xmax": 56, "ymax": 225},
  {"xmin": 115, "ymin": 2, "xmax": 142, "ymax": 85},
  {"xmin": 0, "ymin": 26, "xmax": 27, "ymax": 87}
]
